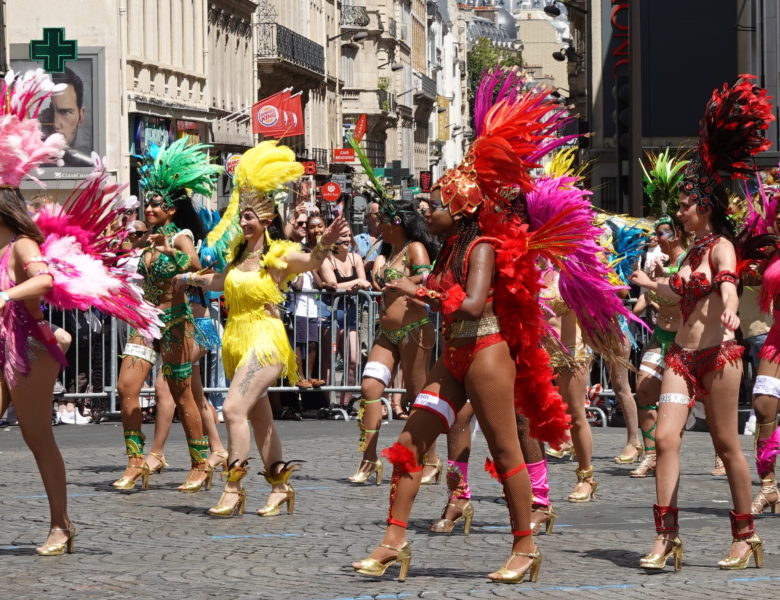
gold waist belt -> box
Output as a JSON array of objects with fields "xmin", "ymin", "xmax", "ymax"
[{"xmin": 446, "ymin": 315, "xmax": 501, "ymax": 340}]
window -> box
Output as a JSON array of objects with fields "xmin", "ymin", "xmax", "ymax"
[{"xmin": 341, "ymin": 46, "xmax": 357, "ymax": 88}]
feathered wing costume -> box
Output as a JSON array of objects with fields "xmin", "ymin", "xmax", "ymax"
[
  {"xmin": 432, "ymin": 68, "xmax": 586, "ymax": 447},
  {"xmin": 0, "ymin": 70, "xmax": 161, "ymax": 383},
  {"xmin": 201, "ymin": 140, "xmax": 303, "ymax": 270},
  {"xmin": 34, "ymin": 158, "xmax": 162, "ymax": 340}
]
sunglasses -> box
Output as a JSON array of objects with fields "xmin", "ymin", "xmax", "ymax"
[
  {"xmin": 130, "ymin": 231, "xmax": 147, "ymax": 238},
  {"xmin": 295, "ymin": 221, "xmax": 307, "ymax": 226}
]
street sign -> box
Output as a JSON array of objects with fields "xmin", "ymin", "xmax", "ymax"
[
  {"xmin": 29, "ymin": 27, "xmax": 77, "ymax": 72},
  {"xmin": 384, "ymin": 161, "xmax": 411, "ymax": 186},
  {"xmin": 332, "ymin": 148, "xmax": 356, "ymax": 163},
  {"xmin": 302, "ymin": 161, "xmax": 317, "ymax": 175},
  {"xmin": 331, "ymin": 173, "xmax": 352, "ymax": 193},
  {"xmin": 408, "ymin": 186, "xmax": 421, "ymax": 194},
  {"xmin": 321, "ymin": 182, "xmax": 342, "ymax": 202}
]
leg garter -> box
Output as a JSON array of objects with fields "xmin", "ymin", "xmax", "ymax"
[
  {"xmin": 356, "ymin": 398, "xmax": 382, "ymax": 451},
  {"xmin": 381, "ymin": 442, "xmax": 423, "ymax": 528},
  {"xmin": 120, "ymin": 343, "xmax": 158, "ymax": 365},
  {"xmin": 362, "ymin": 361, "xmax": 392, "ymax": 387},
  {"xmin": 754, "ymin": 375, "xmax": 780, "ymax": 400},
  {"xmin": 123, "ymin": 429, "xmax": 145, "ymax": 457},
  {"xmin": 658, "ymin": 393, "xmax": 692, "ymax": 407},
  {"xmin": 413, "ymin": 390, "xmax": 457, "ymax": 431}
]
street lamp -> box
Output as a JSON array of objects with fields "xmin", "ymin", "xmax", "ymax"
[
  {"xmin": 544, "ymin": 1, "xmax": 588, "ymax": 18},
  {"xmin": 378, "ymin": 61, "xmax": 404, "ymax": 72},
  {"xmin": 552, "ymin": 46, "xmax": 578, "ymax": 62},
  {"xmin": 327, "ymin": 30, "xmax": 369, "ymax": 43}
]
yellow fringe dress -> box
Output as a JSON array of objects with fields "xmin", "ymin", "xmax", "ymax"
[{"xmin": 222, "ymin": 240, "xmax": 300, "ymax": 383}]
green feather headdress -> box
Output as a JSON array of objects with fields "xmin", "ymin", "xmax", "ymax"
[
  {"xmin": 347, "ymin": 136, "xmax": 418, "ymax": 224},
  {"xmin": 640, "ymin": 148, "xmax": 689, "ymax": 217},
  {"xmin": 138, "ymin": 135, "xmax": 223, "ymax": 208}
]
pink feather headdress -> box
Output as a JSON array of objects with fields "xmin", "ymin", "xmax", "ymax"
[{"xmin": 0, "ymin": 69, "xmax": 66, "ymax": 188}]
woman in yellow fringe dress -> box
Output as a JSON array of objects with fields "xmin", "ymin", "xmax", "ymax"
[{"xmin": 177, "ymin": 141, "xmax": 349, "ymax": 517}]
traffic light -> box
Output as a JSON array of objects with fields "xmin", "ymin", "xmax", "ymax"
[{"xmin": 612, "ymin": 75, "xmax": 630, "ymax": 158}]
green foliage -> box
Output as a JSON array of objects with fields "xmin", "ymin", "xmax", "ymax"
[{"xmin": 466, "ymin": 37, "xmax": 523, "ymax": 102}]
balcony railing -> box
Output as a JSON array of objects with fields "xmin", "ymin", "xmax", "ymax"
[
  {"xmin": 414, "ymin": 73, "xmax": 437, "ymax": 101},
  {"xmin": 256, "ymin": 23, "xmax": 325, "ymax": 76},
  {"xmin": 386, "ymin": 17, "xmax": 397, "ymax": 38},
  {"xmin": 379, "ymin": 89, "xmax": 396, "ymax": 113},
  {"xmin": 311, "ymin": 147, "xmax": 328, "ymax": 168},
  {"xmin": 341, "ymin": 6, "xmax": 370, "ymax": 28}
]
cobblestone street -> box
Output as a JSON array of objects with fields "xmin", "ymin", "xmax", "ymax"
[{"xmin": 1, "ymin": 421, "xmax": 778, "ymax": 600}]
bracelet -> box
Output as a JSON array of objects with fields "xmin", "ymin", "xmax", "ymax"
[
  {"xmin": 182, "ymin": 273, "xmax": 190, "ymax": 286},
  {"xmin": 0, "ymin": 291, "xmax": 10, "ymax": 303},
  {"xmin": 415, "ymin": 286, "xmax": 441, "ymax": 300},
  {"xmin": 421, "ymin": 272, "xmax": 430, "ymax": 285}
]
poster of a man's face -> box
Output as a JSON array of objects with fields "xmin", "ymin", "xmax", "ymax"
[{"xmin": 11, "ymin": 51, "xmax": 102, "ymax": 174}]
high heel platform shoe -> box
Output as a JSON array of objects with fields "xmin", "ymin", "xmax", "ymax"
[
  {"xmin": 614, "ymin": 444, "xmax": 644, "ymax": 464},
  {"xmin": 750, "ymin": 476, "xmax": 779, "ymax": 515},
  {"xmin": 354, "ymin": 543, "xmax": 412, "ymax": 582},
  {"xmin": 718, "ymin": 511, "xmax": 763, "ymax": 570},
  {"xmin": 567, "ymin": 466, "xmax": 597, "ymax": 502},
  {"xmin": 208, "ymin": 459, "xmax": 249, "ymax": 518},
  {"xmin": 430, "ymin": 501, "xmax": 474, "ymax": 534},
  {"xmin": 257, "ymin": 460, "xmax": 302, "ymax": 516},
  {"xmin": 488, "ymin": 548, "xmax": 542, "ymax": 583},
  {"xmin": 530, "ymin": 503, "xmax": 556, "ymax": 535},
  {"xmin": 36, "ymin": 526, "xmax": 77, "ymax": 556},
  {"xmin": 640, "ymin": 504, "xmax": 682, "ymax": 571},
  {"xmin": 420, "ymin": 458, "xmax": 442, "ymax": 485},
  {"xmin": 348, "ymin": 459, "xmax": 383, "ymax": 485}
]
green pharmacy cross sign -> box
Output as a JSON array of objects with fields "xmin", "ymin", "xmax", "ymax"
[{"xmin": 29, "ymin": 27, "xmax": 78, "ymax": 73}]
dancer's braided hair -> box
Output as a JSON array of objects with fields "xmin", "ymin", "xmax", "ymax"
[{"xmin": 451, "ymin": 217, "xmax": 482, "ymax": 286}]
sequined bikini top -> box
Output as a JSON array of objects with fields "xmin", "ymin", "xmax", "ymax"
[
  {"xmin": 540, "ymin": 279, "xmax": 569, "ymax": 317},
  {"xmin": 668, "ymin": 233, "xmax": 738, "ymax": 323},
  {"xmin": 138, "ymin": 223, "xmax": 193, "ymax": 305},
  {"xmin": 376, "ymin": 243, "xmax": 410, "ymax": 288}
]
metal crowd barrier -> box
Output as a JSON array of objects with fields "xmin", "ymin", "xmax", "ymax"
[{"xmin": 44, "ymin": 291, "xmax": 725, "ymax": 426}]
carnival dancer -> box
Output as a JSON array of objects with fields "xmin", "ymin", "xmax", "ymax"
[
  {"xmin": 182, "ymin": 141, "xmax": 349, "ymax": 517},
  {"xmin": 351, "ymin": 68, "xmax": 583, "ymax": 583},
  {"xmin": 0, "ymin": 70, "xmax": 161, "ymax": 554},
  {"xmin": 739, "ymin": 176, "xmax": 780, "ymax": 514},
  {"xmin": 630, "ymin": 75, "xmax": 773, "ymax": 571},
  {"xmin": 630, "ymin": 216, "xmax": 686, "ymax": 477},
  {"xmin": 112, "ymin": 137, "xmax": 222, "ymax": 492},
  {"xmin": 344, "ymin": 139, "xmax": 439, "ymax": 486}
]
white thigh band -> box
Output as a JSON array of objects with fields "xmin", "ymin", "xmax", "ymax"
[
  {"xmin": 639, "ymin": 364, "xmax": 664, "ymax": 381},
  {"xmin": 659, "ymin": 393, "xmax": 691, "ymax": 407},
  {"xmin": 362, "ymin": 361, "xmax": 392, "ymax": 386},
  {"xmin": 641, "ymin": 351, "xmax": 666, "ymax": 369},
  {"xmin": 754, "ymin": 375, "xmax": 780, "ymax": 400},
  {"xmin": 121, "ymin": 343, "xmax": 158, "ymax": 365},
  {"xmin": 413, "ymin": 391, "xmax": 456, "ymax": 431}
]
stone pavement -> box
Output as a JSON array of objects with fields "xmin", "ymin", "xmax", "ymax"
[{"xmin": 0, "ymin": 420, "xmax": 778, "ymax": 600}]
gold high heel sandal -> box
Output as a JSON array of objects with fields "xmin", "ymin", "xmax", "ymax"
[
  {"xmin": 257, "ymin": 460, "xmax": 302, "ymax": 516},
  {"xmin": 718, "ymin": 510, "xmax": 763, "ymax": 570},
  {"xmin": 348, "ymin": 459, "xmax": 384, "ymax": 485},
  {"xmin": 208, "ymin": 459, "xmax": 249, "ymax": 518},
  {"xmin": 488, "ymin": 548, "xmax": 542, "ymax": 583},
  {"xmin": 35, "ymin": 526, "xmax": 77, "ymax": 556},
  {"xmin": 137, "ymin": 451, "xmax": 170, "ymax": 490},
  {"xmin": 179, "ymin": 464, "xmax": 213, "ymax": 493},
  {"xmin": 430, "ymin": 501, "xmax": 474, "ymax": 534},
  {"xmin": 629, "ymin": 453, "xmax": 656, "ymax": 478},
  {"xmin": 567, "ymin": 466, "xmax": 597, "ymax": 502},
  {"xmin": 640, "ymin": 504, "xmax": 682, "ymax": 571},
  {"xmin": 209, "ymin": 450, "xmax": 229, "ymax": 479},
  {"xmin": 545, "ymin": 441, "xmax": 575, "ymax": 460},
  {"xmin": 751, "ymin": 476, "xmax": 779, "ymax": 515},
  {"xmin": 354, "ymin": 543, "xmax": 412, "ymax": 581},
  {"xmin": 112, "ymin": 460, "xmax": 145, "ymax": 491},
  {"xmin": 614, "ymin": 444, "xmax": 644, "ymax": 464},
  {"xmin": 640, "ymin": 536, "xmax": 683, "ymax": 571},
  {"xmin": 420, "ymin": 458, "xmax": 442, "ymax": 485},
  {"xmin": 530, "ymin": 503, "xmax": 556, "ymax": 535}
]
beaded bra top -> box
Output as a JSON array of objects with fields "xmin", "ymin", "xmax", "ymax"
[
  {"xmin": 139, "ymin": 223, "xmax": 193, "ymax": 305},
  {"xmin": 668, "ymin": 233, "xmax": 738, "ymax": 323}
]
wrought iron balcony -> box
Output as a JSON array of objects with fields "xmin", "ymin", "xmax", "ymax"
[
  {"xmin": 386, "ymin": 17, "xmax": 397, "ymax": 38},
  {"xmin": 256, "ymin": 23, "xmax": 325, "ymax": 76},
  {"xmin": 341, "ymin": 6, "xmax": 370, "ymax": 28}
]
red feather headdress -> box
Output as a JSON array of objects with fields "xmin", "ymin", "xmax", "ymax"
[
  {"xmin": 435, "ymin": 68, "xmax": 578, "ymax": 216},
  {"xmin": 681, "ymin": 74, "xmax": 774, "ymax": 214}
]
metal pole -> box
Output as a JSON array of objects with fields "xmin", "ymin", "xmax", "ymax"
[
  {"xmin": 0, "ymin": 0, "xmax": 8, "ymax": 73},
  {"xmin": 629, "ymin": 0, "xmax": 643, "ymax": 217}
]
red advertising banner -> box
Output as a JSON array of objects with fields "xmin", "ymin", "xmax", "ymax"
[
  {"xmin": 419, "ymin": 170, "xmax": 433, "ymax": 193},
  {"xmin": 251, "ymin": 90, "xmax": 286, "ymax": 136},
  {"xmin": 354, "ymin": 114, "xmax": 367, "ymax": 143},
  {"xmin": 332, "ymin": 148, "xmax": 356, "ymax": 163},
  {"xmin": 321, "ymin": 182, "xmax": 342, "ymax": 202},
  {"xmin": 284, "ymin": 92, "xmax": 305, "ymax": 137}
]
